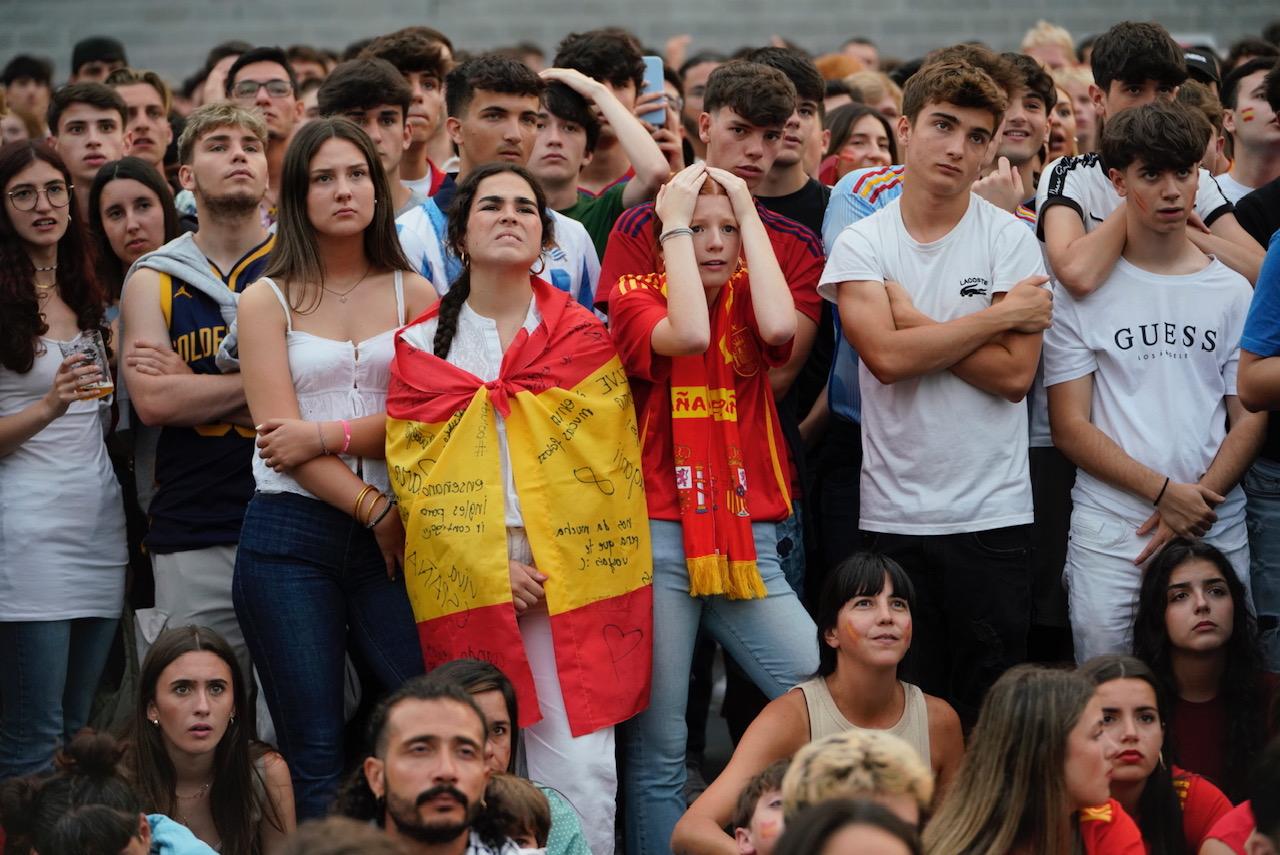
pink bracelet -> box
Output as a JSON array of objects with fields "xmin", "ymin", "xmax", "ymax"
[{"xmin": 339, "ymin": 419, "xmax": 352, "ymax": 454}]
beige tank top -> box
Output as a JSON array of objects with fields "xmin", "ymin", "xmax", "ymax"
[{"xmin": 795, "ymin": 676, "xmax": 932, "ymax": 768}]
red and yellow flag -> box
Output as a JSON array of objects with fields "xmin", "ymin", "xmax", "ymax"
[{"xmin": 386, "ymin": 278, "xmax": 652, "ymax": 736}]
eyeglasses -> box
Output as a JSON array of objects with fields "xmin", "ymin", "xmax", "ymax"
[
  {"xmin": 231, "ymin": 78, "xmax": 293, "ymax": 99},
  {"xmin": 7, "ymin": 182, "xmax": 72, "ymax": 211}
]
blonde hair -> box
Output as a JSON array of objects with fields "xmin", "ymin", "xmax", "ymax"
[
  {"xmin": 922, "ymin": 665, "xmax": 1094, "ymax": 855},
  {"xmin": 177, "ymin": 101, "xmax": 267, "ymax": 164},
  {"xmin": 1022, "ymin": 20, "xmax": 1076, "ymax": 56},
  {"xmin": 781, "ymin": 729, "xmax": 933, "ymax": 818},
  {"xmin": 843, "ymin": 70, "xmax": 903, "ymax": 113},
  {"xmin": 1051, "ymin": 64, "xmax": 1094, "ymax": 91}
]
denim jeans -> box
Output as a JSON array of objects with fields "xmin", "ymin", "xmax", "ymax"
[
  {"xmin": 1246, "ymin": 456, "xmax": 1280, "ymax": 670},
  {"xmin": 621, "ymin": 520, "xmax": 818, "ymax": 855},
  {"xmin": 233, "ymin": 491, "xmax": 424, "ymax": 819},
  {"xmin": 0, "ymin": 617, "xmax": 118, "ymax": 779}
]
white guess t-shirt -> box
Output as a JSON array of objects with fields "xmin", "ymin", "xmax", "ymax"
[
  {"xmin": 1030, "ymin": 155, "xmax": 1235, "ymax": 448},
  {"xmin": 1042, "ymin": 255, "xmax": 1251, "ymax": 539},
  {"xmin": 819, "ymin": 194, "xmax": 1045, "ymax": 534}
]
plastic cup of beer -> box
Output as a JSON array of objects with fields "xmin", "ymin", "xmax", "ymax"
[{"xmin": 57, "ymin": 330, "xmax": 114, "ymax": 401}]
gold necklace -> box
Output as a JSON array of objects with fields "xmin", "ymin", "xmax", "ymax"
[
  {"xmin": 176, "ymin": 780, "xmax": 212, "ymax": 800},
  {"xmin": 320, "ymin": 264, "xmax": 372, "ymax": 303}
]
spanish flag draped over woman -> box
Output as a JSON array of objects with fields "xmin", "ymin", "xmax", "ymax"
[{"xmin": 385, "ymin": 275, "xmax": 653, "ymax": 737}]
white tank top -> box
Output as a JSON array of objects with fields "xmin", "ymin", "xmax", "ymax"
[{"xmin": 251, "ymin": 272, "xmax": 405, "ymax": 498}]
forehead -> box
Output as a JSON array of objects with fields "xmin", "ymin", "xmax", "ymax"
[
  {"xmin": 234, "ymin": 60, "xmax": 291, "ymax": 83},
  {"xmin": 196, "ymin": 123, "xmax": 262, "ymax": 146},
  {"xmin": 920, "ymin": 101, "xmax": 997, "ymax": 131},
  {"xmin": 59, "ymin": 102, "xmax": 121, "ymax": 125},
  {"xmin": 709, "ymin": 106, "xmax": 777, "ymax": 131},
  {"xmin": 474, "ymin": 171, "xmax": 536, "ymax": 198},
  {"xmin": 850, "ymin": 113, "xmax": 887, "ymax": 135},
  {"xmin": 116, "ymin": 82, "xmax": 164, "ymax": 107},
  {"xmin": 692, "ymin": 193, "xmax": 733, "ymax": 218},
  {"xmin": 1096, "ymin": 677, "xmax": 1157, "ymax": 707},
  {"xmin": 387, "ymin": 697, "xmax": 485, "ymax": 743},
  {"xmin": 7, "ymin": 159, "xmax": 62, "ymax": 187},
  {"xmin": 311, "ymin": 135, "xmax": 369, "ymax": 165},
  {"xmin": 467, "ymin": 89, "xmax": 540, "ymax": 114},
  {"xmin": 1169, "ymin": 558, "xmax": 1226, "ymax": 586},
  {"xmin": 100, "ymin": 177, "xmax": 160, "ymax": 202},
  {"xmin": 158, "ymin": 650, "xmax": 233, "ymax": 682},
  {"xmin": 470, "ymin": 689, "xmax": 511, "ymax": 722},
  {"xmin": 684, "ymin": 62, "xmax": 720, "ymax": 85},
  {"xmin": 345, "ymin": 102, "xmax": 405, "ymax": 118},
  {"xmin": 1238, "ymin": 69, "xmax": 1270, "ymax": 94}
]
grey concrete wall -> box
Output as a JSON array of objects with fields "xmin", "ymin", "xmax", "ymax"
[{"xmin": 4, "ymin": 0, "xmax": 1275, "ymax": 85}]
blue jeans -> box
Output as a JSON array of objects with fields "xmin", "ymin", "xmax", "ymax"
[
  {"xmin": 233, "ymin": 491, "xmax": 424, "ymax": 819},
  {"xmin": 1246, "ymin": 456, "xmax": 1280, "ymax": 670},
  {"xmin": 0, "ymin": 617, "xmax": 118, "ymax": 779},
  {"xmin": 622, "ymin": 520, "xmax": 818, "ymax": 855}
]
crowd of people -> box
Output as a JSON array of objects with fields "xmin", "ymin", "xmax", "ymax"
[{"xmin": 2, "ymin": 14, "xmax": 1280, "ymax": 855}]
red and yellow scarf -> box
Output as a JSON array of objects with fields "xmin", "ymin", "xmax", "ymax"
[
  {"xmin": 665, "ymin": 268, "xmax": 768, "ymax": 599},
  {"xmin": 386, "ymin": 279, "xmax": 652, "ymax": 736}
]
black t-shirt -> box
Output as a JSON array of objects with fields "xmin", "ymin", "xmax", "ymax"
[
  {"xmin": 1234, "ymin": 177, "xmax": 1280, "ymax": 248},
  {"xmin": 756, "ymin": 177, "xmax": 831, "ymax": 237}
]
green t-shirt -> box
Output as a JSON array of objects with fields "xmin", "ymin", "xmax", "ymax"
[{"xmin": 560, "ymin": 182, "xmax": 628, "ymax": 261}]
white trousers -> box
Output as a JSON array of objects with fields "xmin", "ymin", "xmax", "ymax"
[
  {"xmin": 1064, "ymin": 505, "xmax": 1250, "ymax": 663},
  {"xmin": 510, "ymin": 528, "xmax": 617, "ymax": 855}
]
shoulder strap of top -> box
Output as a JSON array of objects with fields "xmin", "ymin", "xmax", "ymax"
[
  {"xmin": 261, "ymin": 277, "xmax": 293, "ymax": 333},
  {"xmin": 394, "ymin": 269, "xmax": 406, "ymax": 325}
]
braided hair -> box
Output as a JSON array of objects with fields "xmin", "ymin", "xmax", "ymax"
[{"xmin": 433, "ymin": 163, "xmax": 554, "ymax": 359}]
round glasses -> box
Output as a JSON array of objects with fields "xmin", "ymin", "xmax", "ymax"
[{"xmin": 7, "ymin": 182, "xmax": 72, "ymax": 211}]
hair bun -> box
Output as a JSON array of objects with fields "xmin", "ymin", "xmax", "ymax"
[{"xmin": 55, "ymin": 729, "xmax": 127, "ymax": 779}]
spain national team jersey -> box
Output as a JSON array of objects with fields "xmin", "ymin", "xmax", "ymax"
[{"xmin": 145, "ymin": 236, "xmax": 274, "ymax": 553}]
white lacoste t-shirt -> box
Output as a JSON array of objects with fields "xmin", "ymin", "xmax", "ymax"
[{"xmin": 819, "ymin": 194, "xmax": 1045, "ymax": 534}]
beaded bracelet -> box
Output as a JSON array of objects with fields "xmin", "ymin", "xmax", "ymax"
[{"xmin": 317, "ymin": 422, "xmax": 329, "ymax": 455}]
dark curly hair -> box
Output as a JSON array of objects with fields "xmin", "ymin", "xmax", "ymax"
[
  {"xmin": 434, "ymin": 163, "xmax": 554, "ymax": 359},
  {"xmin": 1132, "ymin": 538, "xmax": 1268, "ymax": 802},
  {"xmin": 0, "ymin": 141, "xmax": 108, "ymax": 373}
]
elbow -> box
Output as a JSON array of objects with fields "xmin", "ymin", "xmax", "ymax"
[
  {"xmin": 861, "ymin": 353, "xmax": 906, "ymax": 386},
  {"xmin": 131, "ymin": 391, "xmax": 173, "ymax": 427},
  {"xmin": 758, "ymin": 321, "xmax": 796, "ymax": 348},
  {"xmin": 1054, "ymin": 264, "xmax": 1102, "ymax": 298},
  {"xmin": 998, "ymin": 370, "xmax": 1036, "ymax": 404},
  {"xmin": 666, "ymin": 329, "xmax": 712, "ymax": 357}
]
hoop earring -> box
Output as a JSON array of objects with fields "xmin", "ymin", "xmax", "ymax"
[
  {"xmin": 531, "ymin": 256, "xmax": 546, "ymax": 276},
  {"xmin": 1158, "ymin": 751, "xmax": 1166, "ymax": 769},
  {"xmin": 229, "ymin": 715, "xmax": 236, "ymax": 727}
]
